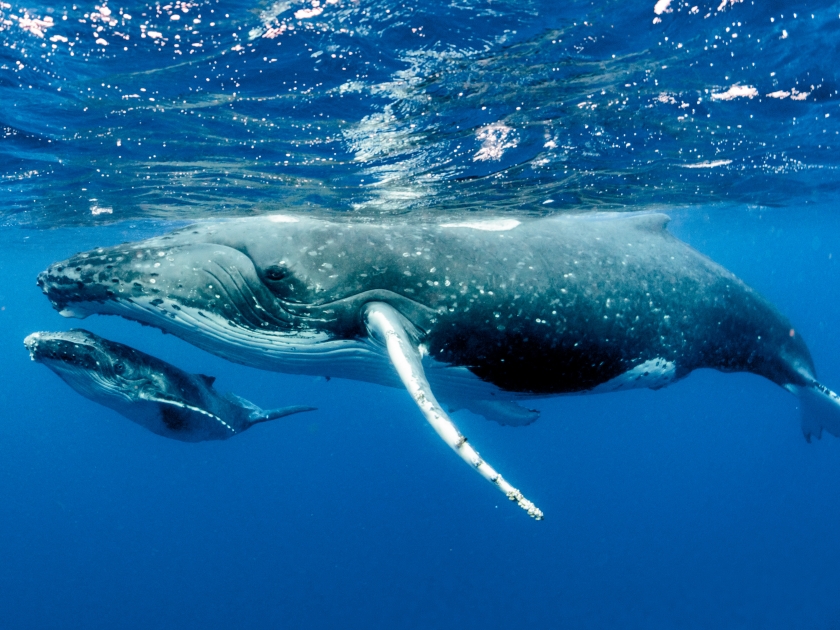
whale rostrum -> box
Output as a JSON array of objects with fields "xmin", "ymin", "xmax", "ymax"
[
  {"xmin": 36, "ymin": 212, "xmax": 840, "ymax": 519},
  {"xmin": 24, "ymin": 329, "xmax": 315, "ymax": 442}
]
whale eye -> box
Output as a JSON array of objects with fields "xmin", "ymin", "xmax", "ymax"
[
  {"xmin": 113, "ymin": 362, "xmax": 126, "ymax": 375},
  {"xmin": 260, "ymin": 263, "xmax": 306, "ymax": 302},
  {"xmin": 264, "ymin": 265, "xmax": 287, "ymax": 282}
]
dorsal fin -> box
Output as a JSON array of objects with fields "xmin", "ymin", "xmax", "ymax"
[
  {"xmin": 627, "ymin": 213, "xmax": 670, "ymax": 233},
  {"xmin": 223, "ymin": 391, "xmax": 260, "ymax": 412},
  {"xmin": 197, "ymin": 374, "xmax": 216, "ymax": 388}
]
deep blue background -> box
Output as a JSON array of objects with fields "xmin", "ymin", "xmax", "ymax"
[
  {"xmin": 1, "ymin": 205, "xmax": 840, "ymax": 628},
  {"xmin": 3, "ymin": 0, "xmax": 840, "ymax": 626}
]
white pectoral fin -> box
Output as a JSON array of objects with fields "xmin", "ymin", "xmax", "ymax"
[
  {"xmin": 798, "ymin": 382, "xmax": 840, "ymax": 442},
  {"xmin": 249, "ymin": 405, "xmax": 317, "ymax": 424},
  {"xmin": 363, "ymin": 302, "xmax": 543, "ymax": 520}
]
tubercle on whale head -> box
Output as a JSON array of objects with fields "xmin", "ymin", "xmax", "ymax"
[
  {"xmin": 24, "ymin": 329, "xmax": 166, "ymax": 397},
  {"xmin": 37, "ymin": 258, "xmax": 113, "ymax": 318},
  {"xmin": 23, "ymin": 329, "xmax": 105, "ymax": 371}
]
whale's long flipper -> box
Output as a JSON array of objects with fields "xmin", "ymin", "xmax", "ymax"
[
  {"xmin": 798, "ymin": 382, "xmax": 840, "ymax": 442},
  {"xmin": 364, "ymin": 302, "xmax": 543, "ymax": 520}
]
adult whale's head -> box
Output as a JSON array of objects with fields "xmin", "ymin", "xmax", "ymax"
[{"xmin": 37, "ymin": 215, "xmax": 436, "ymax": 367}]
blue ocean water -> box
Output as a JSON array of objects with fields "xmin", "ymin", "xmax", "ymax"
[{"xmin": 2, "ymin": 0, "xmax": 840, "ymax": 627}]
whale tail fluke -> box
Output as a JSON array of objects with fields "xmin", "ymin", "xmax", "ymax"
[
  {"xmin": 224, "ymin": 392, "xmax": 316, "ymax": 425},
  {"xmin": 798, "ymin": 383, "xmax": 840, "ymax": 442}
]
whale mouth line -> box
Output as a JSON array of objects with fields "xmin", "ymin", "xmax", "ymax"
[{"xmin": 95, "ymin": 293, "xmax": 340, "ymax": 350}]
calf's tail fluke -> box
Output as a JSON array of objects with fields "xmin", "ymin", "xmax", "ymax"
[{"xmin": 798, "ymin": 382, "xmax": 840, "ymax": 442}]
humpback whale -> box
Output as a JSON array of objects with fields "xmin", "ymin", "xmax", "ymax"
[
  {"xmin": 24, "ymin": 329, "xmax": 315, "ymax": 442},
  {"xmin": 36, "ymin": 213, "xmax": 840, "ymax": 518}
]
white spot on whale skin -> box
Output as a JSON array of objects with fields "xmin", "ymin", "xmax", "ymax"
[
  {"xmin": 266, "ymin": 214, "xmax": 300, "ymax": 223},
  {"xmin": 440, "ymin": 219, "xmax": 521, "ymax": 232},
  {"xmin": 23, "ymin": 332, "xmax": 42, "ymax": 360},
  {"xmin": 592, "ymin": 358, "xmax": 677, "ymax": 393}
]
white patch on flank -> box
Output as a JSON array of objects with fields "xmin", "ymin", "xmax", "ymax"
[
  {"xmin": 592, "ymin": 358, "xmax": 677, "ymax": 393},
  {"xmin": 711, "ymin": 85, "xmax": 758, "ymax": 101},
  {"xmin": 59, "ymin": 307, "xmax": 89, "ymax": 318},
  {"xmin": 440, "ymin": 219, "xmax": 521, "ymax": 232},
  {"xmin": 681, "ymin": 159, "xmax": 732, "ymax": 169},
  {"xmin": 266, "ymin": 214, "xmax": 300, "ymax": 223}
]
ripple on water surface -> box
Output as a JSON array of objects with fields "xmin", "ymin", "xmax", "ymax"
[{"xmin": 0, "ymin": 0, "xmax": 838, "ymax": 226}]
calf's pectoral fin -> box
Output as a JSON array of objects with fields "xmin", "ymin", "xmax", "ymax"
[
  {"xmin": 797, "ymin": 382, "xmax": 840, "ymax": 442},
  {"xmin": 248, "ymin": 405, "xmax": 317, "ymax": 425},
  {"xmin": 363, "ymin": 301, "xmax": 543, "ymax": 520}
]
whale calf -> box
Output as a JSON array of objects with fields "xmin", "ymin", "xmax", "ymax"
[
  {"xmin": 24, "ymin": 329, "xmax": 315, "ymax": 442},
  {"xmin": 36, "ymin": 213, "xmax": 840, "ymax": 518}
]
